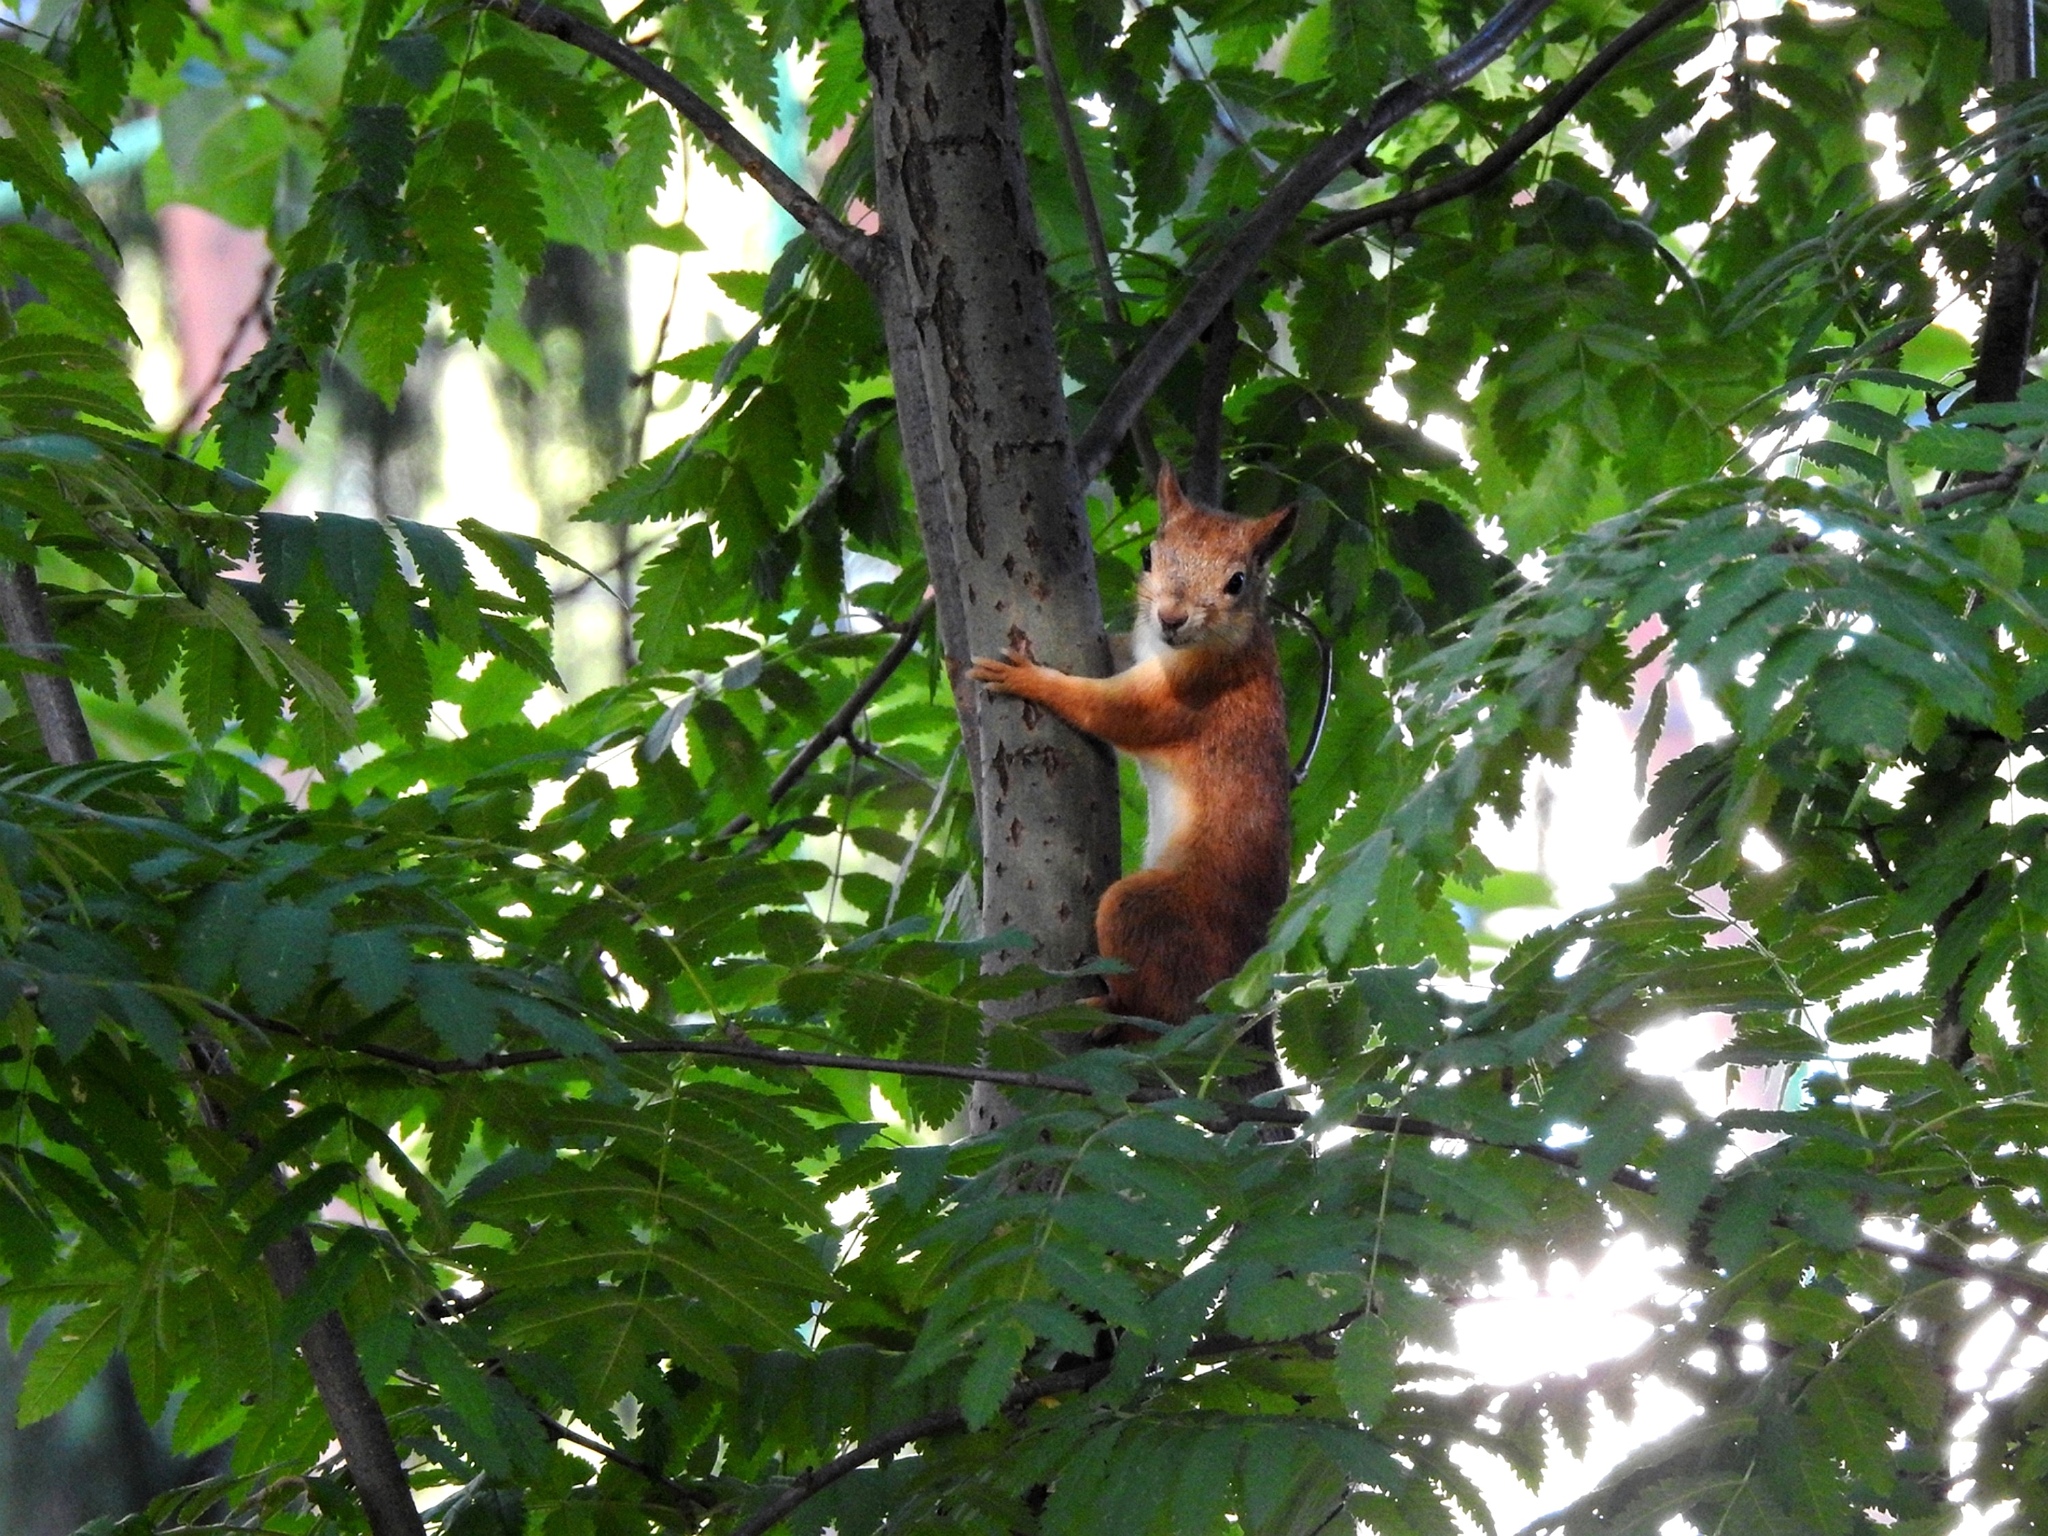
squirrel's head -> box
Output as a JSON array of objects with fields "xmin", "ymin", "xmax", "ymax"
[{"xmin": 1135, "ymin": 463, "xmax": 1295, "ymax": 656}]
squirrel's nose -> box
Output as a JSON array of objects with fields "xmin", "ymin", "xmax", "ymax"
[{"xmin": 1157, "ymin": 609, "xmax": 1187, "ymax": 637}]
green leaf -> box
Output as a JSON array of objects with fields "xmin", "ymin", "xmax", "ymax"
[
  {"xmin": 1902, "ymin": 425, "xmax": 2006, "ymax": 472},
  {"xmin": 315, "ymin": 512, "xmax": 398, "ymax": 617},
  {"xmin": 360, "ymin": 574, "xmax": 432, "ymax": 742},
  {"xmin": 456, "ymin": 518, "xmax": 553, "ymax": 616},
  {"xmin": 1333, "ymin": 1315, "xmax": 1396, "ymax": 1426},
  {"xmin": 238, "ymin": 903, "xmax": 332, "ymax": 1014},
  {"xmin": 179, "ymin": 624, "xmax": 240, "ymax": 741},
  {"xmin": 17, "ymin": 1299, "xmax": 120, "ymax": 1425},
  {"xmin": 416, "ymin": 964, "xmax": 498, "ymax": 1060},
  {"xmin": 960, "ymin": 1313, "xmax": 1033, "ymax": 1431},
  {"xmin": 411, "ymin": 182, "xmax": 493, "ymax": 343},
  {"xmin": 348, "ymin": 261, "xmax": 431, "ymax": 405},
  {"xmin": 438, "ymin": 117, "xmax": 548, "ymax": 271},
  {"xmin": 331, "ymin": 928, "xmax": 413, "ymax": 1012}
]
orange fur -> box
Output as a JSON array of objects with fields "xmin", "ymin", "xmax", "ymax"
[{"xmin": 971, "ymin": 465, "xmax": 1294, "ymax": 1028}]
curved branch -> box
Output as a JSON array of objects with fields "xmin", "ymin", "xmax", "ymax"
[
  {"xmin": 1072, "ymin": 0, "xmax": 1556, "ymax": 484},
  {"xmin": 478, "ymin": 0, "xmax": 876, "ymax": 277},
  {"xmin": 1312, "ymin": 0, "xmax": 1713, "ymax": 246}
]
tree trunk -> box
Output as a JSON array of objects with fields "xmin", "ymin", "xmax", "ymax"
[{"xmin": 860, "ymin": 0, "xmax": 1122, "ymax": 1127}]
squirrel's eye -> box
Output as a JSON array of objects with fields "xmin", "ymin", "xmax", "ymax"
[
  {"xmin": 1224, "ymin": 570, "xmax": 1246, "ymax": 596},
  {"xmin": 1141, "ymin": 545, "xmax": 1153, "ymax": 572}
]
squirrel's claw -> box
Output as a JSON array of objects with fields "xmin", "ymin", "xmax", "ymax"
[{"xmin": 969, "ymin": 652, "xmax": 1029, "ymax": 693}]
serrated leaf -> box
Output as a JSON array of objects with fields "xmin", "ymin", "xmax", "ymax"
[
  {"xmin": 331, "ymin": 928, "xmax": 413, "ymax": 1012},
  {"xmin": 456, "ymin": 518, "xmax": 553, "ymax": 615},
  {"xmin": 360, "ymin": 574, "xmax": 431, "ymax": 742},
  {"xmin": 179, "ymin": 624, "xmax": 239, "ymax": 740},
  {"xmin": 438, "ymin": 117, "xmax": 547, "ymax": 271},
  {"xmin": 960, "ymin": 1314, "xmax": 1033, "ymax": 1431},
  {"xmin": 238, "ymin": 903, "xmax": 332, "ymax": 1014},
  {"xmin": 17, "ymin": 1299, "xmax": 120, "ymax": 1425},
  {"xmin": 416, "ymin": 963, "xmax": 497, "ymax": 1060},
  {"xmin": 315, "ymin": 512, "xmax": 397, "ymax": 616},
  {"xmin": 1334, "ymin": 1314, "xmax": 1396, "ymax": 1426},
  {"xmin": 348, "ymin": 261, "xmax": 430, "ymax": 405},
  {"xmin": 410, "ymin": 182, "xmax": 493, "ymax": 343}
]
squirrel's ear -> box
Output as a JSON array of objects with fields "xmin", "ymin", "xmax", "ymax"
[
  {"xmin": 1251, "ymin": 505, "xmax": 1297, "ymax": 564},
  {"xmin": 1156, "ymin": 462, "xmax": 1191, "ymax": 520}
]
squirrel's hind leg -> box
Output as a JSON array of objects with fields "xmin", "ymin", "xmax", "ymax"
[{"xmin": 1096, "ymin": 868, "xmax": 1235, "ymax": 1027}]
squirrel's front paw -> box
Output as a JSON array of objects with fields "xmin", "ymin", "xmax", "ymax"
[{"xmin": 969, "ymin": 650, "xmax": 1033, "ymax": 695}]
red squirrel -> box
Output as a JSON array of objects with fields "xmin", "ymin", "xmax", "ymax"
[{"xmin": 970, "ymin": 465, "xmax": 1295, "ymax": 1027}]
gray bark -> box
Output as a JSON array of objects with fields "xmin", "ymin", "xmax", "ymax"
[
  {"xmin": 860, "ymin": 0, "xmax": 1122, "ymax": 1128},
  {"xmin": 1971, "ymin": 0, "xmax": 2040, "ymax": 410},
  {"xmin": 0, "ymin": 566, "xmax": 94, "ymax": 766},
  {"xmin": 264, "ymin": 1230, "xmax": 430, "ymax": 1536},
  {"xmin": 876, "ymin": 259, "xmax": 985, "ymax": 812}
]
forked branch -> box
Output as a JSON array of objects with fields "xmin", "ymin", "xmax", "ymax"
[
  {"xmin": 1072, "ymin": 0, "xmax": 1557, "ymax": 482},
  {"xmin": 480, "ymin": 0, "xmax": 876, "ymax": 276},
  {"xmin": 1311, "ymin": 0, "xmax": 1712, "ymax": 246},
  {"xmin": 713, "ymin": 593, "xmax": 936, "ymax": 843}
]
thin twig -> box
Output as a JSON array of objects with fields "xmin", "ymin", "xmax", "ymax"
[
  {"xmin": 1073, "ymin": 0, "xmax": 1558, "ymax": 484},
  {"xmin": 169, "ymin": 260, "xmax": 277, "ymax": 448},
  {"xmin": 346, "ymin": 1031, "xmax": 1106, "ymax": 1094},
  {"xmin": 1276, "ymin": 600, "xmax": 1334, "ymax": 787},
  {"xmin": 1915, "ymin": 461, "xmax": 2025, "ymax": 511},
  {"xmin": 288, "ymin": 1020, "xmax": 2048, "ymax": 1326},
  {"xmin": 1310, "ymin": 0, "xmax": 1710, "ymax": 246},
  {"xmin": 713, "ymin": 594, "xmax": 936, "ymax": 842},
  {"xmin": 479, "ymin": 0, "xmax": 875, "ymax": 276},
  {"xmin": 884, "ymin": 746, "xmax": 959, "ymax": 925},
  {"xmin": 1858, "ymin": 1233, "xmax": 2048, "ymax": 1310},
  {"xmin": 535, "ymin": 1413, "xmax": 711, "ymax": 1507}
]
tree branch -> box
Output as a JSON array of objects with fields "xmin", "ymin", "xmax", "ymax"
[
  {"xmin": 1186, "ymin": 297, "xmax": 1237, "ymax": 503},
  {"xmin": 713, "ymin": 594, "xmax": 936, "ymax": 843},
  {"xmin": 1072, "ymin": 0, "xmax": 1557, "ymax": 484},
  {"xmin": 1859, "ymin": 1233, "xmax": 2048, "ymax": 1310},
  {"xmin": 535, "ymin": 1412, "xmax": 711, "ymax": 1507},
  {"xmin": 189, "ymin": 1041, "xmax": 425, "ymax": 1536},
  {"xmin": 1310, "ymin": 0, "xmax": 1712, "ymax": 247},
  {"xmin": 726, "ymin": 1313, "xmax": 1362, "ymax": 1536},
  {"xmin": 324, "ymin": 1024, "xmax": 2048, "ymax": 1328},
  {"xmin": 346, "ymin": 1029, "xmax": 1106, "ymax": 1094},
  {"xmin": 478, "ymin": 0, "xmax": 876, "ymax": 277},
  {"xmin": 0, "ymin": 566, "xmax": 95, "ymax": 766},
  {"xmin": 1973, "ymin": 0, "xmax": 2041, "ymax": 408},
  {"xmin": 1019, "ymin": 0, "xmax": 1160, "ymax": 480},
  {"xmin": 264, "ymin": 1230, "xmax": 431, "ymax": 1536}
]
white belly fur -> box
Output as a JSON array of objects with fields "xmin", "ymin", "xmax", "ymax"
[{"xmin": 1136, "ymin": 756, "xmax": 1187, "ymax": 868}]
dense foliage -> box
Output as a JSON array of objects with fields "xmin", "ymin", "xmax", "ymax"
[{"xmin": 0, "ymin": 0, "xmax": 2044, "ymax": 1531}]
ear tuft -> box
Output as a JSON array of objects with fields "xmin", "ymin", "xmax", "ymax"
[
  {"xmin": 1252, "ymin": 505, "xmax": 1297, "ymax": 564},
  {"xmin": 1156, "ymin": 462, "xmax": 1191, "ymax": 521}
]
